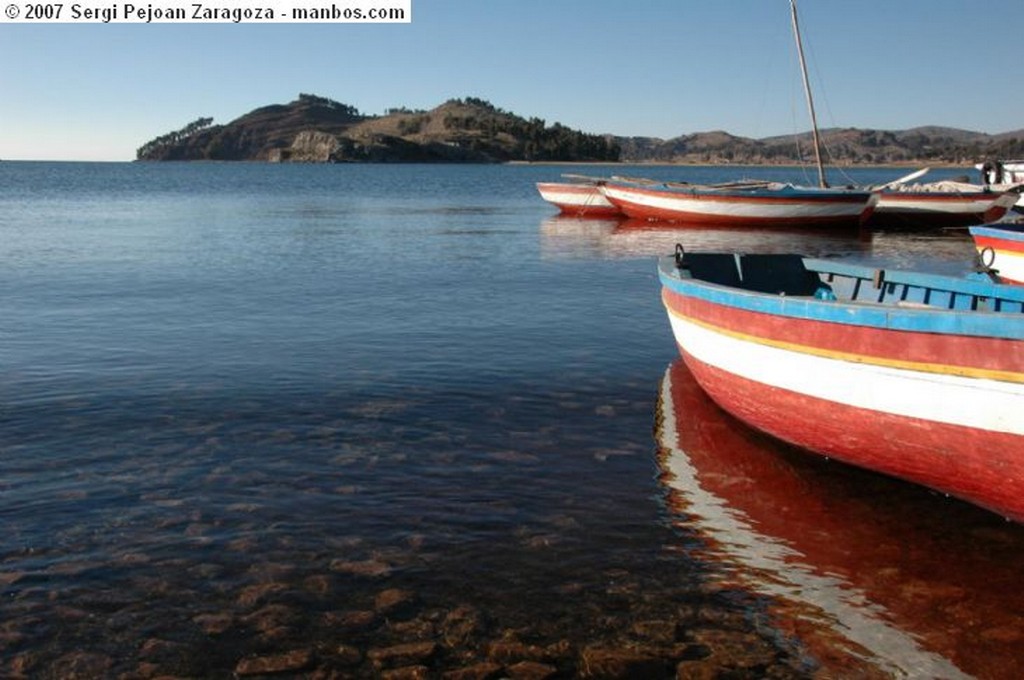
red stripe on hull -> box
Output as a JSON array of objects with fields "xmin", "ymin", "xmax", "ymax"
[
  {"xmin": 607, "ymin": 194, "xmax": 867, "ymax": 229},
  {"xmin": 678, "ymin": 349, "xmax": 1024, "ymax": 522},
  {"xmin": 663, "ymin": 289, "xmax": 1023, "ymax": 375},
  {"xmin": 554, "ymin": 204, "xmax": 622, "ymax": 218},
  {"xmin": 611, "ymin": 184, "xmax": 870, "ymax": 206},
  {"xmin": 973, "ymin": 234, "xmax": 1024, "ymax": 255}
]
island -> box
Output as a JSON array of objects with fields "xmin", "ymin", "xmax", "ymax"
[{"xmin": 137, "ymin": 93, "xmax": 1024, "ymax": 166}]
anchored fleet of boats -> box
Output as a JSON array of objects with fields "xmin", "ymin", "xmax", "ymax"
[
  {"xmin": 554, "ymin": 169, "xmax": 1024, "ymax": 525},
  {"xmin": 535, "ymin": 171, "xmax": 1021, "ymax": 228},
  {"xmin": 535, "ymin": 166, "xmax": 1024, "ymax": 522},
  {"xmin": 534, "ymin": 0, "xmax": 1024, "ymax": 524}
]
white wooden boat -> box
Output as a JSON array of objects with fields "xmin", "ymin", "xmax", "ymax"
[
  {"xmin": 600, "ymin": 179, "xmax": 877, "ymax": 229},
  {"xmin": 535, "ymin": 179, "xmax": 621, "ymax": 218},
  {"xmin": 871, "ymin": 178, "xmax": 1018, "ymax": 228},
  {"xmin": 597, "ymin": 1, "xmax": 875, "ymax": 231}
]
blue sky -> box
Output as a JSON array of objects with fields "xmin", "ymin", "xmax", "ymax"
[{"xmin": 3, "ymin": 0, "xmax": 1023, "ymax": 161}]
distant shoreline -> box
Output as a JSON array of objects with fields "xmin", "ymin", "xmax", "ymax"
[
  {"xmin": 508, "ymin": 160, "xmax": 968, "ymax": 169},
  {"xmin": 1, "ymin": 158, "xmax": 976, "ymax": 168}
]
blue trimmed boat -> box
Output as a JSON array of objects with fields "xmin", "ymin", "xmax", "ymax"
[{"xmin": 659, "ymin": 246, "xmax": 1024, "ymax": 522}]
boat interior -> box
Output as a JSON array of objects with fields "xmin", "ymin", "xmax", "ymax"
[
  {"xmin": 675, "ymin": 251, "xmax": 828, "ymax": 296},
  {"xmin": 672, "ymin": 248, "xmax": 1024, "ymax": 314}
]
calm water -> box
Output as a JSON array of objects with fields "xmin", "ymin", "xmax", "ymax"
[{"xmin": 1, "ymin": 162, "xmax": 1021, "ymax": 679}]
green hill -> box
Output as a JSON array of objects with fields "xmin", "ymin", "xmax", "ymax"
[{"xmin": 136, "ymin": 94, "xmax": 621, "ymax": 163}]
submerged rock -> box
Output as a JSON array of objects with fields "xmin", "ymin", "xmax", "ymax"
[
  {"xmin": 367, "ymin": 641, "xmax": 440, "ymax": 670},
  {"xmin": 506, "ymin": 660, "xmax": 560, "ymax": 679},
  {"xmin": 235, "ymin": 649, "xmax": 314, "ymax": 675},
  {"xmin": 578, "ymin": 647, "xmax": 670, "ymax": 678},
  {"xmin": 440, "ymin": 661, "xmax": 504, "ymax": 680},
  {"xmin": 330, "ymin": 558, "xmax": 392, "ymax": 577}
]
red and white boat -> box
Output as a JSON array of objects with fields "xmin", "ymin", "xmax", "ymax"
[
  {"xmin": 535, "ymin": 179, "xmax": 622, "ymax": 218},
  {"xmin": 870, "ymin": 179, "xmax": 1019, "ymax": 228},
  {"xmin": 658, "ymin": 247, "xmax": 1024, "ymax": 522},
  {"xmin": 970, "ymin": 222, "xmax": 1024, "ymax": 285},
  {"xmin": 584, "ymin": 1, "xmax": 874, "ymax": 232},
  {"xmin": 600, "ymin": 179, "xmax": 877, "ymax": 229}
]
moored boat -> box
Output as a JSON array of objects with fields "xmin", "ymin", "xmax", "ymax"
[
  {"xmin": 658, "ymin": 246, "xmax": 1024, "ymax": 522},
  {"xmin": 970, "ymin": 221, "xmax": 1024, "ymax": 285},
  {"xmin": 870, "ymin": 180, "xmax": 1019, "ymax": 228},
  {"xmin": 535, "ymin": 179, "xmax": 622, "ymax": 218},
  {"xmin": 979, "ymin": 159, "xmax": 1024, "ymax": 184},
  {"xmin": 596, "ymin": 2, "xmax": 876, "ymax": 231},
  {"xmin": 977, "ymin": 159, "xmax": 1024, "ymax": 209},
  {"xmin": 600, "ymin": 180, "xmax": 877, "ymax": 229}
]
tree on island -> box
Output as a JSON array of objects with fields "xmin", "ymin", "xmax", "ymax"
[
  {"xmin": 297, "ymin": 93, "xmax": 362, "ymax": 117},
  {"xmin": 136, "ymin": 117, "xmax": 215, "ymax": 160}
]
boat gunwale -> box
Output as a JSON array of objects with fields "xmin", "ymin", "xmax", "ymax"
[
  {"xmin": 604, "ymin": 182, "xmax": 874, "ymax": 205},
  {"xmin": 970, "ymin": 224, "xmax": 1024, "ymax": 243},
  {"xmin": 657, "ymin": 255, "xmax": 1024, "ymax": 341}
]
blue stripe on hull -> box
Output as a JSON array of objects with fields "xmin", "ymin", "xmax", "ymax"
[
  {"xmin": 658, "ymin": 257, "xmax": 1024, "ymax": 341},
  {"xmin": 970, "ymin": 224, "xmax": 1024, "ymax": 244}
]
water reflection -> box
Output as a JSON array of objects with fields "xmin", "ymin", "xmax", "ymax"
[
  {"xmin": 540, "ymin": 215, "xmax": 978, "ymax": 273},
  {"xmin": 655, "ymin": 360, "xmax": 1024, "ymax": 680}
]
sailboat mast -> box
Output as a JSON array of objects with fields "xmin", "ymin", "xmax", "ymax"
[{"xmin": 789, "ymin": 0, "xmax": 827, "ymax": 188}]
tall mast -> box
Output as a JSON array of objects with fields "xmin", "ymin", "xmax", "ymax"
[{"xmin": 790, "ymin": 0, "xmax": 827, "ymax": 188}]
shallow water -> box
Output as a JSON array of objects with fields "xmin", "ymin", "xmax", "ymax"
[{"xmin": 1, "ymin": 162, "xmax": 1020, "ymax": 678}]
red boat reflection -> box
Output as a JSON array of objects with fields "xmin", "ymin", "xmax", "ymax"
[
  {"xmin": 539, "ymin": 216, "xmax": 868, "ymax": 261},
  {"xmin": 655, "ymin": 359, "xmax": 1024, "ymax": 680}
]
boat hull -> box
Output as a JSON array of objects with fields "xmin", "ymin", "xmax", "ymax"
[
  {"xmin": 872, "ymin": 191, "xmax": 1016, "ymax": 228},
  {"xmin": 535, "ymin": 182, "xmax": 622, "ymax": 218},
  {"xmin": 603, "ymin": 182, "xmax": 875, "ymax": 228},
  {"xmin": 659, "ymin": 256, "xmax": 1024, "ymax": 522},
  {"xmin": 970, "ymin": 223, "xmax": 1024, "ymax": 285}
]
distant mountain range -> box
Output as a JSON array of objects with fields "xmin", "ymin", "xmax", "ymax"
[
  {"xmin": 137, "ymin": 94, "xmax": 1024, "ymax": 165},
  {"xmin": 623, "ymin": 126, "xmax": 1024, "ymax": 166}
]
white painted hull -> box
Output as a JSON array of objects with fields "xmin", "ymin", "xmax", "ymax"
[
  {"xmin": 535, "ymin": 182, "xmax": 620, "ymax": 217},
  {"xmin": 875, "ymin": 194, "xmax": 1006, "ymax": 215},
  {"xmin": 971, "ymin": 224, "xmax": 1024, "ymax": 285},
  {"xmin": 602, "ymin": 183, "xmax": 874, "ymax": 227},
  {"xmin": 991, "ymin": 249, "xmax": 1024, "ymax": 284},
  {"xmin": 666, "ymin": 313, "xmax": 1024, "ymax": 439}
]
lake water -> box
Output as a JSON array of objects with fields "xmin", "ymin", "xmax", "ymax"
[{"xmin": 1, "ymin": 161, "xmax": 1021, "ymax": 679}]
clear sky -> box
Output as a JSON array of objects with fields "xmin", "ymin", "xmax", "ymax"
[{"xmin": 3, "ymin": 0, "xmax": 1023, "ymax": 161}]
